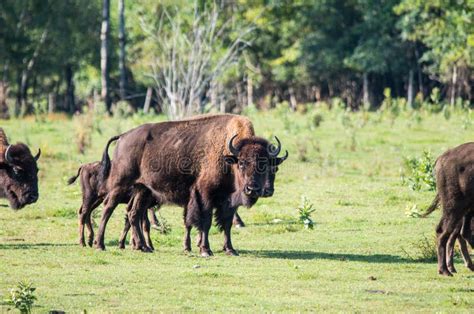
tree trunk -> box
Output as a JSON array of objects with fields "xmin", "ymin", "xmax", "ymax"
[
  {"xmin": 415, "ymin": 47, "xmax": 424, "ymax": 99},
  {"xmin": 247, "ymin": 75, "xmax": 253, "ymax": 107},
  {"xmin": 20, "ymin": 25, "xmax": 49, "ymax": 116},
  {"xmin": 65, "ymin": 65, "xmax": 75, "ymax": 113},
  {"xmin": 363, "ymin": 72, "xmax": 370, "ymax": 109},
  {"xmin": 289, "ymin": 87, "xmax": 297, "ymax": 111},
  {"xmin": 407, "ymin": 69, "xmax": 414, "ymax": 109},
  {"xmin": 118, "ymin": 0, "xmax": 127, "ymax": 100},
  {"xmin": 450, "ymin": 65, "xmax": 457, "ymax": 106},
  {"xmin": 143, "ymin": 87, "xmax": 152, "ymax": 113},
  {"xmin": 101, "ymin": 0, "xmax": 111, "ymax": 111},
  {"xmin": 48, "ymin": 92, "xmax": 55, "ymax": 114}
]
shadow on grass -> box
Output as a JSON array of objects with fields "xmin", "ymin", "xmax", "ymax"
[
  {"xmin": 239, "ymin": 249, "xmax": 432, "ymax": 264},
  {"xmin": 0, "ymin": 243, "xmax": 75, "ymax": 250}
]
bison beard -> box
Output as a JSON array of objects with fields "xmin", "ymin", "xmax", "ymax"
[
  {"xmin": 0, "ymin": 128, "xmax": 40, "ymax": 210},
  {"xmin": 93, "ymin": 114, "xmax": 287, "ymax": 255},
  {"xmin": 423, "ymin": 142, "xmax": 474, "ymax": 276}
]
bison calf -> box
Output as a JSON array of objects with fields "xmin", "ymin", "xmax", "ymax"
[
  {"xmin": 68, "ymin": 161, "xmax": 159, "ymax": 249},
  {"xmin": 424, "ymin": 143, "xmax": 474, "ymax": 276}
]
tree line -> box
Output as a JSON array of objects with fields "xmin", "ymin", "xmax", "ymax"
[{"xmin": 0, "ymin": 0, "xmax": 472, "ymax": 118}]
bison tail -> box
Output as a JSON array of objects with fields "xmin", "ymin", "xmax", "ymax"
[
  {"xmin": 67, "ymin": 165, "xmax": 83, "ymax": 185},
  {"xmin": 421, "ymin": 193, "xmax": 440, "ymax": 217},
  {"xmin": 99, "ymin": 135, "xmax": 120, "ymax": 184}
]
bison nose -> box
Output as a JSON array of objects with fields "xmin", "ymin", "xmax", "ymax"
[
  {"xmin": 262, "ymin": 188, "xmax": 274, "ymax": 197},
  {"xmin": 244, "ymin": 185, "xmax": 261, "ymax": 197},
  {"xmin": 27, "ymin": 193, "xmax": 38, "ymax": 204}
]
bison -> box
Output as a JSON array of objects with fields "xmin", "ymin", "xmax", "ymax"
[
  {"xmin": 0, "ymin": 128, "xmax": 40, "ymax": 209},
  {"xmin": 423, "ymin": 142, "xmax": 474, "ymax": 276},
  {"xmin": 67, "ymin": 161, "xmax": 160, "ymax": 248},
  {"xmin": 94, "ymin": 114, "xmax": 287, "ymax": 256}
]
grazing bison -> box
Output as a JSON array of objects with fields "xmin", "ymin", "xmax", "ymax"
[
  {"xmin": 0, "ymin": 128, "xmax": 40, "ymax": 209},
  {"xmin": 423, "ymin": 142, "xmax": 474, "ymax": 276},
  {"xmin": 94, "ymin": 114, "xmax": 287, "ymax": 255},
  {"xmin": 68, "ymin": 161, "xmax": 160, "ymax": 248}
]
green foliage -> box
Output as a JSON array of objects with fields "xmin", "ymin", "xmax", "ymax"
[
  {"xmin": 401, "ymin": 235, "xmax": 437, "ymax": 262},
  {"xmin": 402, "ymin": 150, "xmax": 436, "ymax": 191},
  {"xmin": 296, "ymin": 196, "xmax": 316, "ymax": 229},
  {"xmin": 4, "ymin": 281, "xmax": 37, "ymax": 314},
  {"xmin": 404, "ymin": 203, "xmax": 422, "ymax": 218}
]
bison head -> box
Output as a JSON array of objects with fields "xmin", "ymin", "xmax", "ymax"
[
  {"xmin": 225, "ymin": 135, "xmax": 288, "ymax": 205},
  {"xmin": 0, "ymin": 129, "xmax": 40, "ymax": 210}
]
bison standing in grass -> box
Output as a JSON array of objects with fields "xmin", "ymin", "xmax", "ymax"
[
  {"xmin": 423, "ymin": 143, "xmax": 474, "ymax": 276},
  {"xmin": 94, "ymin": 114, "xmax": 287, "ymax": 256},
  {"xmin": 0, "ymin": 128, "xmax": 40, "ymax": 209},
  {"xmin": 67, "ymin": 161, "xmax": 160, "ymax": 248}
]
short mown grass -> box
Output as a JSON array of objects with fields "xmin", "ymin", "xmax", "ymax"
[{"xmin": 1, "ymin": 108, "xmax": 473, "ymax": 312}]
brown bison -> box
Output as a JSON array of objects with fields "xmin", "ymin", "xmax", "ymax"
[
  {"xmin": 94, "ymin": 114, "xmax": 287, "ymax": 256},
  {"xmin": 423, "ymin": 142, "xmax": 474, "ymax": 276},
  {"xmin": 0, "ymin": 128, "xmax": 40, "ymax": 209},
  {"xmin": 67, "ymin": 161, "xmax": 160, "ymax": 248}
]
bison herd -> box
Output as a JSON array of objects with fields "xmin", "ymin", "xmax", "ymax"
[{"xmin": 1, "ymin": 113, "xmax": 473, "ymax": 276}]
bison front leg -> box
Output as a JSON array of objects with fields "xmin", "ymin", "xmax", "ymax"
[
  {"xmin": 446, "ymin": 223, "xmax": 461, "ymax": 274},
  {"xmin": 142, "ymin": 208, "xmax": 154, "ymax": 252},
  {"xmin": 118, "ymin": 213, "xmax": 130, "ymax": 249},
  {"xmin": 223, "ymin": 216, "xmax": 238, "ymax": 256},
  {"xmin": 233, "ymin": 212, "xmax": 245, "ymax": 228},
  {"xmin": 457, "ymin": 235, "xmax": 474, "ymax": 271},
  {"xmin": 187, "ymin": 188, "xmax": 213, "ymax": 257},
  {"xmin": 461, "ymin": 212, "xmax": 473, "ymax": 248}
]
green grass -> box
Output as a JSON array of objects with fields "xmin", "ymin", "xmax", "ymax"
[{"xmin": 1, "ymin": 108, "xmax": 474, "ymax": 312}]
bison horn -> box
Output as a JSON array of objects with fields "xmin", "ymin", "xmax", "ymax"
[
  {"xmin": 279, "ymin": 150, "xmax": 288, "ymax": 161},
  {"xmin": 0, "ymin": 128, "xmax": 9, "ymax": 146},
  {"xmin": 34, "ymin": 148, "xmax": 41, "ymax": 161},
  {"xmin": 5, "ymin": 145, "xmax": 13, "ymax": 164},
  {"xmin": 228, "ymin": 135, "xmax": 240, "ymax": 156},
  {"xmin": 269, "ymin": 136, "xmax": 282, "ymax": 157}
]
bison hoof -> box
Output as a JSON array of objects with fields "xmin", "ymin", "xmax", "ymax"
[
  {"xmin": 225, "ymin": 249, "xmax": 239, "ymax": 256},
  {"xmin": 118, "ymin": 242, "xmax": 126, "ymax": 250},
  {"xmin": 448, "ymin": 266, "xmax": 457, "ymax": 273},
  {"xmin": 79, "ymin": 241, "xmax": 86, "ymax": 247},
  {"xmin": 200, "ymin": 249, "xmax": 213, "ymax": 257},
  {"xmin": 467, "ymin": 264, "xmax": 474, "ymax": 271},
  {"xmin": 438, "ymin": 269, "xmax": 453, "ymax": 277},
  {"xmin": 137, "ymin": 246, "xmax": 153, "ymax": 253}
]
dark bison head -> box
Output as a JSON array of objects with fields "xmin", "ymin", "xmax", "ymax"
[
  {"xmin": 225, "ymin": 135, "xmax": 288, "ymax": 205},
  {"xmin": 0, "ymin": 129, "xmax": 40, "ymax": 210}
]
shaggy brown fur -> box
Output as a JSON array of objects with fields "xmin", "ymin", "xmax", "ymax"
[
  {"xmin": 94, "ymin": 114, "xmax": 287, "ymax": 255},
  {"xmin": 0, "ymin": 128, "xmax": 40, "ymax": 209},
  {"xmin": 423, "ymin": 142, "xmax": 474, "ymax": 276}
]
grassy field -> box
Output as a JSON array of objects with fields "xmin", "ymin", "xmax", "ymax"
[{"xmin": 1, "ymin": 107, "xmax": 474, "ymax": 312}]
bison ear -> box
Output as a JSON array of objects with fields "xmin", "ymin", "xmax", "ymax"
[{"xmin": 223, "ymin": 155, "xmax": 238, "ymax": 165}]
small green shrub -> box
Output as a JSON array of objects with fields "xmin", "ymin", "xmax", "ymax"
[
  {"xmin": 404, "ymin": 203, "xmax": 422, "ymax": 218},
  {"xmin": 297, "ymin": 196, "xmax": 316, "ymax": 229},
  {"xmin": 401, "ymin": 150, "xmax": 436, "ymax": 191},
  {"xmin": 4, "ymin": 281, "xmax": 37, "ymax": 314},
  {"xmin": 401, "ymin": 235, "xmax": 437, "ymax": 262},
  {"xmin": 156, "ymin": 211, "xmax": 172, "ymax": 235}
]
